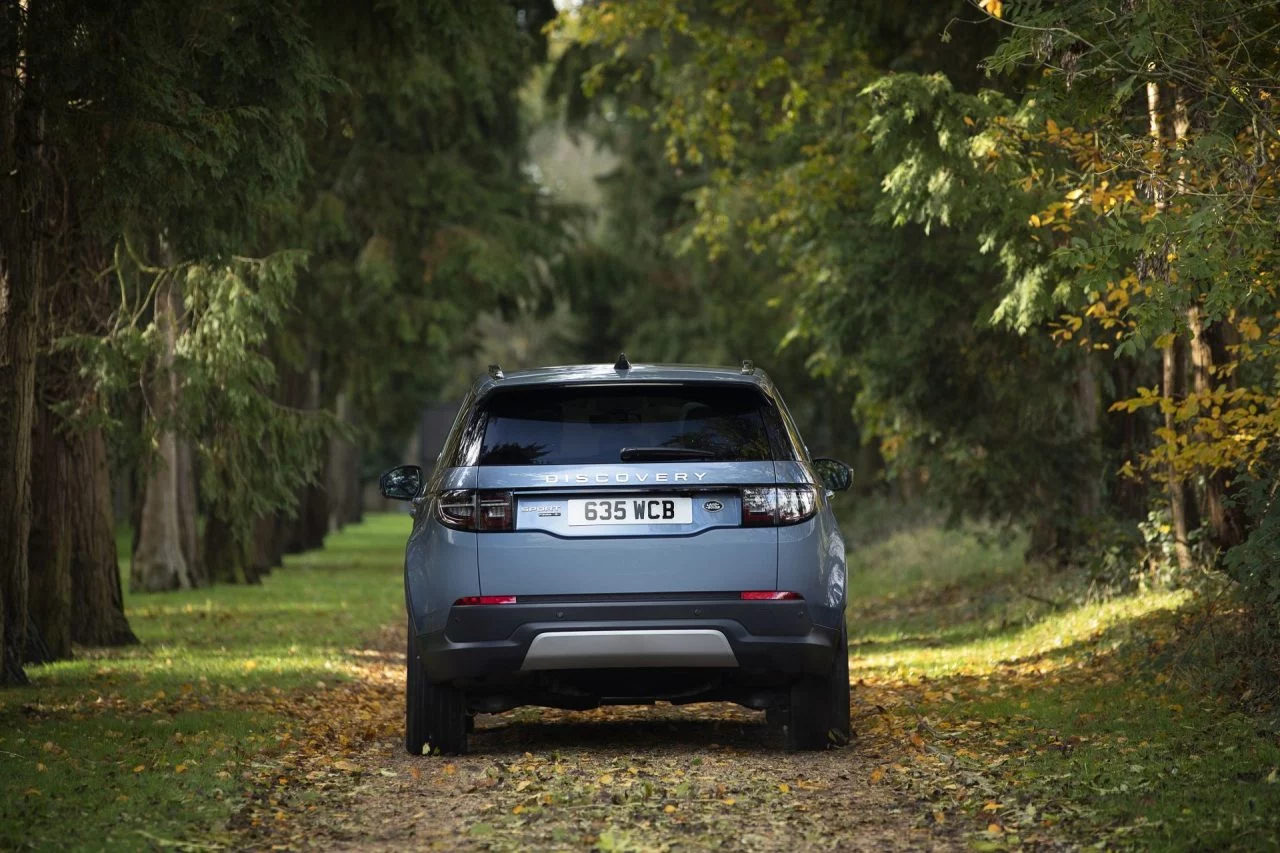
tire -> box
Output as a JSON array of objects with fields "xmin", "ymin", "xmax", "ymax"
[
  {"xmin": 406, "ymin": 619, "xmax": 468, "ymax": 756},
  {"xmin": 784, "ymin": 625, "xmax": 851, "ymax": 752}
]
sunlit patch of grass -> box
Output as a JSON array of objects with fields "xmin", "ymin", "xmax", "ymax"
[
  {"xmin": 0, "ymin": 512, "xmax": 411, "ymax": 852},
  {"xmin": 844, "ymin": 507, "xmax": 1280, "ymax": 850},
  {"xmin": 853, "ymin": 588, "xmax": 1189, "ymax": 681}
]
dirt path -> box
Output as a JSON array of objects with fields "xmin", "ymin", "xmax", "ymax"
[{"xmin": 233, "ymin": 625, "xmax": 962, "ymax": 851}]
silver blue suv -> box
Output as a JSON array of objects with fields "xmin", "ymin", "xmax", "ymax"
[{"xmin": 380, "ymin": 358, "xmax": 853, "ymax": 754}]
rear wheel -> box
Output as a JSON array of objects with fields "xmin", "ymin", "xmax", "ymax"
[
  {"xmin": 784, "ymin": 625, "xmax": 851, "ymax": 752},
  {"xmin": 406, "ymin": 619, "xmax": 468, "ymax": 756}
]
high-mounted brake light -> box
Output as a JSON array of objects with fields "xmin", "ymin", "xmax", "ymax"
[
  {"xmin": 436, "ymin": 490, "xmax": 515, "ymax": 531},
  {"xmin": 740, "ymin": 486, "xmax": 818, "ymax": 527},
  {"xmin": 740, "ymin": 591, "xmax": 802, "ymax": 601},
  {"xmin": 454, "ymin": 595, "xmax": 518, "ymax": 606}
]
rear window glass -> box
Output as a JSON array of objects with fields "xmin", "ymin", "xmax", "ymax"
[{"xmin": 477, "ymin": 385, "xmax": 776, "ymax": 465}]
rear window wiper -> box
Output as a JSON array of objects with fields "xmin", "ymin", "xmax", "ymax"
[{"xmin": 619, "ymin": 447, "xmax": 717, "ymax": 461}]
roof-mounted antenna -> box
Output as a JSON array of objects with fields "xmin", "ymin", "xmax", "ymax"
[
  {"xmin": 741, "ymin": 359, "xmax": 755, "ymax": 374},
  {"xmin": 614, "ymin": 352, "xmax": 631, "ymax": 371},
  {"xmin": 488, "ymin": 364, "xmax": 504, "ymax": 380}
]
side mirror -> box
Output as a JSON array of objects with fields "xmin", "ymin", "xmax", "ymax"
[
  {"xmin": 379, "ymin": 464, "xmax": 424, "ymax": 501},
  {"xmin": 812, "ymin": 458, "xmax": 853, "ymax": 493}
]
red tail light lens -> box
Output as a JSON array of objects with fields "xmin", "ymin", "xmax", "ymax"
[
  {"xmin": 741, "ymin": 487, "xmax": 776, "ymax": 526},
  {"xmin": 740, "ymin": 591, "xmax": 803, "ymax": 600},
  {"xmin": 740, "ymin": 486, "xmax": 818, "ymax": 526},
  {"xmin": 454, "ymin": 595, "xmax": 518, "ymax": 606},
  {"xmin": 477, "ymin": 490, "xmax": 515, "ymax": 531},
  {"xmin": 436, "ymin": 490, "xmax": 515, "ymax": 531}
]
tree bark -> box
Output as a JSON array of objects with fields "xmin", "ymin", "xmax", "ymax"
[
  {"xmin": 176, "ymin": 437, "xmax": 204, "ymax": 585},
  {"xmin": 1110, "ymin": 357, "xmax": 1150, "ymax": 519},
  {"xmin": 327, "ymin": 392, "xmax": 363, "ymax": 530},
  {"xmin": 69, "ymin": 422, "xmax": 137, "ymax": 647},
  {"xmin": 0, "ymin": 1, "xmax": 45, "ymax": 684},
  {"xmin": 1073, "ymin": 354, "xmax": 1102, "ymax": 519},
  {"xmin": 1188, "ymin": 307, "xmax": 1246, "ymax": 551},
  {"xmin": 131, "ymin": 278, "xmax": 196, "ymax": 592},
  {"xmin": 204, "ymin": 511, "xmax": 262, "ymax": 586},
  {"xmin": 27, "ymin": 393, "xmax": 73, "ymax": 664},
  {"xmin": 279, "ymin": 365, "xmax": 328, "ymax": 554},
  {"xmin": 1148, "ymin": 81, "xmax": 1197, "ymax": 573},
  {"xmin": 1162, "ymin": 339, "xmax": 1197, "ymax": 572},
  {"xmin": 251, "ymin": 514, "xmax": 282, "ymax": 577}
]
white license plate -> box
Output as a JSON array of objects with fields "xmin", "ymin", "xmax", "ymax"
[{"xmin": 567, "ymin": 497, "xmax": 692, "ymax": 526}]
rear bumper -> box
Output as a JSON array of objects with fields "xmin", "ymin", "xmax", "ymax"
[{"xmin": 416, "ymin": 598, "xmax": 839, "ymax": 683}]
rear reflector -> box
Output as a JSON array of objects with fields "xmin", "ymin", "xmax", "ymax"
[
  {"xmin": 454, "ymin": 595, "xmax": 518, "ymax": 606},
  {"xmin": 740, "ymin": 591, "xmax": 802, "ymax": 601}
]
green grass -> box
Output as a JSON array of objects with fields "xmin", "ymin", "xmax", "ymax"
[
  {"xmin": 846, "ymin": 513, "xmax": 1280, "ymax": 850},
  {"xmin": 0, "ymin": 512, "xmax": 411, "ymax": 852}
]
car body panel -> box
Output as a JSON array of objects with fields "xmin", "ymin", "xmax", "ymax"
[
  {"xmin": 474, "ymin": 461, "xmax": 779, "ymax": 595},
  {"xmin": 399, "ymin": 362, "xmax": 849, "ymax": 703}
]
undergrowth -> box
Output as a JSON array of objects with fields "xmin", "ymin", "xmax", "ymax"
[{"xmin": 845, "ymin": 500, "xmax": 1280, "ymax": 850}]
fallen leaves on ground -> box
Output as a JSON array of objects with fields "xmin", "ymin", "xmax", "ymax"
[{"xmin": 228, "ymin": 623, "xmax": 964, "ymax": 852}]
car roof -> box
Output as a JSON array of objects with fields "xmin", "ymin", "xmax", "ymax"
[{"xmin": 470, "ymin": 363, "xmax": 778, "ymax": 398}]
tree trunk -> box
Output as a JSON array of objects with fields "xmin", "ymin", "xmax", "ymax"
[
  {"xmin": 0, "ymin": 5, "xmax": 45, "ymax": 684},
  {"xmin": 251, "ymin": 514, "xmax": 282, "ymax": 577},
  {"xmin": 27, "ymin": 394, "xmax": 73, "ymax": 664},
  {"xmin": 1188, "ymin": 307, "xmax": 1246, "ymax": 551},
  {"xmin": 327, "ymin": 392, "xmax": 363, "ymax": 530},
  {"xmin": 204, "ymin": 511, "xmax": 261, "ymax": 586},
  {"xmin": 131, "ymin": 278, "xmax": 195, "ymax": 592},
  {"xmin": 1110, "ymin": 357, "xmax": 1150, "ymax": 519},
  {"xmin": 1148, "ymin": 81, "xmax": 1197, "ymax": 573},
  {"xmin": 1162, "ymin": 340, "xmax": 1197, "ymax": 572},
  {"xmin": 176, "ymin": 437, "xmax": 204, "ymax": 585},
  {"xmin": 279, "ymin": 365, "xmax": 328, "ymax": 554},
  {"xmin": 69, "ymin": 423, "xmax": 137, "ymax": 647},
  {"xmin": 1073, "ymin": 354, "xmax": 1102, "ymax": 519}
]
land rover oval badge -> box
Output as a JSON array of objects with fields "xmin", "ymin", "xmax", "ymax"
[{"xmin": 703, "ymin": 499, "xmax": 724, "ymax": 513}]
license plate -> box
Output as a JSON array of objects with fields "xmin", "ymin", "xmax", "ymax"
[{"xmin": 567, "ymin": 497, "xmax": 692, "ymax": 526}]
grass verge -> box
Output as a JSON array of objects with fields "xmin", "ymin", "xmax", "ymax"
[
  {"xmin": 0, "ymin": 512, "xmax": 410, "ymax": 852},
  {"xmin": 848, "ymin": 517, "xmax": 1280, "ymax": 850}
]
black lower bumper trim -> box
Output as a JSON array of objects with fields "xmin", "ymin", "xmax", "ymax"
[{"xmin": 416, "ymin": 599, "xmax": 839, "ymax": 683}]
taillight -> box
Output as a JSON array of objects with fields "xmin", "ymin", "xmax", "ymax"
[
  {"xmin": 454, "ymin": 595, "xmax": 518, "ymax": 606},
  {"xmin": 477, "ymin": 491, "xmax": 515, "ymax": 531},
  {"xmin": 436, "ymin": 490, "xmax": 476, "ymax": 529},
  {"xmin": 741, "ymin": 487, "xmax": 776, "ymax": 526},
  {"xmin": 776, "ymin": 486, "xmax": 817, "ymax": 524},
  {"xmin": 741, "ymin": 591, "xmax": 803, "ymax": 600},
  {"xmin": 436, "ymin": 490, "xmax": 515, "ymax": 531},
  {"xmin": 740, "ymin": 486, "xmax": 818, "ymax": 527}
]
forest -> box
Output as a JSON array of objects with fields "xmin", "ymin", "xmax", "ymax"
[{"xmin": 2, "ymin": 0, "xmax": 1279, "ymax": 850}]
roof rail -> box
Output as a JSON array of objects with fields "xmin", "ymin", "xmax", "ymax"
[
  {"xmin": 741, "ymin": 359, "xmax": 755, "ymax": 374},
  {"xmin": 488, "ymin": 364, "xmax": 504, "ymax": 380},
  {"xmin": 614, "ymin": 352, "xmax": 631, "ymax": 371}
]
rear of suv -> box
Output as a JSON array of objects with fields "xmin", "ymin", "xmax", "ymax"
[{"xmin": 380, "ymin": 358, "xmax": 853, "ymax": 754}]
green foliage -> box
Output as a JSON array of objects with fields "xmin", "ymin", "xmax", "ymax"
[
  {"xmin": 291, "ymin": 0, "xmax": 563, "ymax": 471},
  {"xmin": 75, "ymin": 1, "xmax": 328, "ymax": 257},
  {"xmin": 560, "ymin": 1, "xmax": 1106, "ymax": 540},
  {"xmin": 68, "ymin": 251, "xmax": 332, "ymax": 546}
]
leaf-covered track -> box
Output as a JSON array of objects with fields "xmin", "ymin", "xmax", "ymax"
[{"xmin": 232, "ymin": 623, "xmax": 960, "ymax": 852}]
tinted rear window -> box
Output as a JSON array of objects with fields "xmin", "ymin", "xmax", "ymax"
[{"xmin": 477, "ymin": 385, "xmax": 776, "ymax": 465}]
